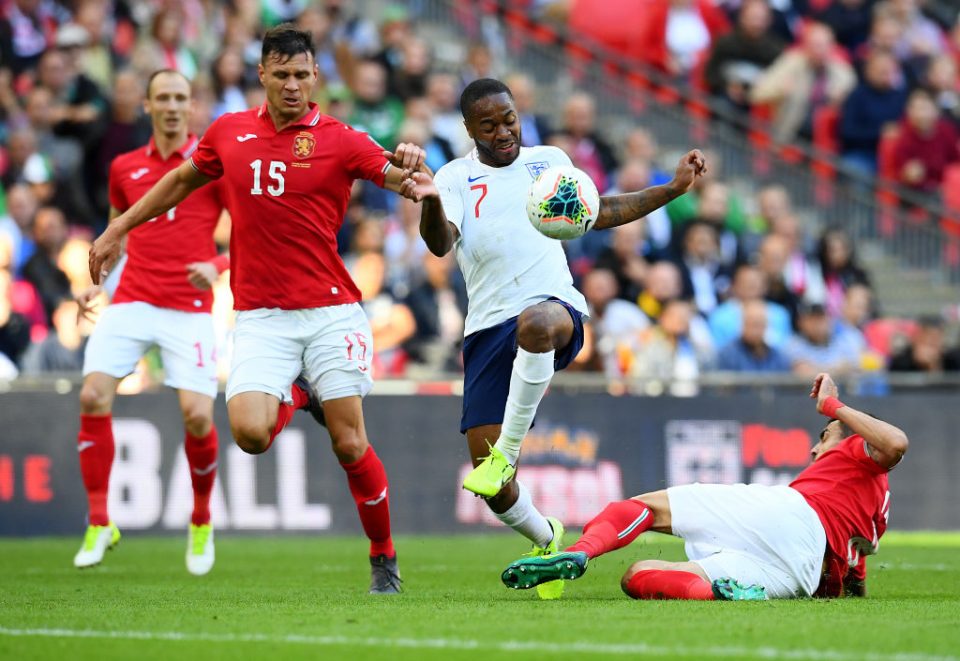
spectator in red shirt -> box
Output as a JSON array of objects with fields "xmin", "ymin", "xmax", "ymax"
[
  {"xmin": 632, "ymin": 0, "xmax": 731, "ymax": 79},
  {"xmin": 892, "ymin": 89, "xmax": 960, "ymax": 193}
]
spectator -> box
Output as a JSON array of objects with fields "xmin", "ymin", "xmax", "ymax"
[
  {"xmin": 665, "ymin": 152, "xmax": 748, "ymax": 236},
  {"xmin": 716, "ymin": 299, "xmax": 792, "ymax": 372},
  {"xmin": 504, "ymin": 73, "xmax": 552, "ymax": 148},
  {"xmin": 888, "ymin": 316, "xmax": 960, "ymax": 372},
  {"xmin": 402, "ymin": 97, "xmax": 456, "ymax": 171},
  {"xmin": 629, "ymin": 298, "xmax": 705, "ymax": 393},
  {"xmin": 373, "ymin": 4, "xmax": 413, "ymax": 81},
  {"xmin": 708, "ymin": 263, "xmax": 792, "ymax": 350},
  {"xmin": 324, "ymin": 0, "xmax": 380, "ymax": 58},
  {"xmin": 460, "ymin": 42, "xmax": 497, "ymax": 89},
  {"xmin": 131, "ymin": 7, "xmax": 199, "ymax": 81},
  {"xmin": 892, "ymin": 89, "xmax": 960, "ymax": 193},
  {"xmin": 21, "ymin": 205, "xmax": 70, "ymax": 322},
  {"xmin": 0, "ymin": 0, "xmax": 69, "ymax": 78},
  {"xmin": 348, "ymin": 58, "xmax": 405, "ymax": 150},
  {"xmin": 817, "ymin": 227, "xmax": 871, "ymax": 319},
  {"xmin": 674, "ymin": 221, "xmax": 733, "ymax": 316},
  {"xmin": 211, "ymin": 48, "xmax": 250, "ymax": 118},
  {"xmin": 632, "ymin": 0, "xmax": 731, "ymax": 79},
  {"xmin": 757, "ymin": 233, "xmax": 801, "ymax": 324},
  {"xmin": 785, "ymin": 302, "xmax": 861, "ymax": 377},
  {"xmin": 886, "ymin": 0, "xmax": 948, "ymax": 64},
  {"xmin": 594, "ymin": 222, "xmax": 648, "ymax": 302},
  {"xmin": 839, "ymin": 50, "xmax": 909, "ymax": 175},
  {"xmin": 751, "ymin": 22, "xmax": 856, "ymax": 143},
  {"xmin": 556, "ymin": 92, "xmax": 619, "ymax": 193},
  {"xmin": 685, "ymin": 180, "xmax": 743, "ymax": 266},
  {"xmin": 769, "ymin": 213, "xmax": 825, "ymax": 305},
  {"xmin": 0, "ymin": 183, "xmax": 38, "ymax": 274},
  {"xmin": 389, "ymin": 36, "xmax": 431, "ymax": 101},
  {"xmin": 831, "ymin": 282, "xmax": 872, "ymax": 357},
  {"xmin": 20, "ymin": 298, "xmax": 88, "ymax": 373},
  {"xmin": 581, "ymin": 268, "xmax": 650, "ymax": 377},
  {"xmin": 621, "ymin": 128, "xmax": 672, "ymax": 185},
  {"xmin": 923, "ymin": 54, "xmax": 960, "ymax": 129},
  {"xmin": 403, "ymin": 250, "xmax": 467, "ymax": 372},
  {"xmin": 812, "ymin": 0, "xmax": 876, "ymax": 53},
  {"xmin": 705, "ymin": 0, "xmax": 785, "ymax": 111},
  {"xmin": 425, "ymin": 72, "xmax": 470, "ymax": 155},
  {"xmin": 606, "ymin": 159, "xmax": 671, "ymax": 258},
  {"xmin": 3, "ymin": 127, "xmax": 54, "ymax": 203},
  {"xmin": 852, "ymin": 13, "xmax": 906, "ymax": 77},
  {"xmin": 0, "ymin": 269, "xmax": 30, "ymax": 368}
]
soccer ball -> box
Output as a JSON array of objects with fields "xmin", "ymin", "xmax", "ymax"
[{"xmin": 526, "ymin": 166, "xmax": 600, "ymax": 240}]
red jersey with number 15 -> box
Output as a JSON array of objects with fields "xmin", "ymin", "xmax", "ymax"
[
  {"xmin": 789, "ymin": 435, "xmax": 890, "ymax": 584},
  {"xmin": 189, "ymin": 103, "xmax": 390, "ymax": 310},
  {"xmin": 109, "ymin": 136, "xmax": 225, "ymax": 313}
]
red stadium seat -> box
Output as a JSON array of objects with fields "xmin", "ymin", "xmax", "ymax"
[
  {"xmin": 875, "ymin": 128, "xmax": 901, "ymax": 237},
  {"xmin": 812, "ymin": 105, "xmax": 840, "ymax": 205},
  {"xmin": 863, "ymin": 318, "xmax": 918, "ymax": 359},
  {"xmin": 749, "ymin": 103, "xmax": 774, "ymax": 176},
  {"xmin": 940, "ymin": 164, "xmax": 960, "ymax": 267}
]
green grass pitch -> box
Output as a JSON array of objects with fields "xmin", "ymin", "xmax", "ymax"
[{"xmin": 2, "ymin": 531, "xmax": 958, "ymax": 660}]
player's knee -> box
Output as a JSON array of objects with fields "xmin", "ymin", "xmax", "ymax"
[
  {"xmin": 231, "ymin": 423, "xmax": 271, "ymax": 455},
  {"xmin": 516, "ymin": 312, "xmax": 554, "ymax": 352},
  {"xmin": 182, "ymin": 408, "xmax": 213, "ymax": 437},
  {"xmin": 621, "ymin": 562, "xmax": 647, "ymax": 595},
  {"xmin": 79, "ymin": 383, "xmax": 112, "ymax": 414},
  {"xmin": 330, "ymin": 431, "xmax": 367, "ymax": 463}
]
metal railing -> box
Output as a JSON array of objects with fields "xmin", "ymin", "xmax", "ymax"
[{"xmin": 396, "ymin": 0, "xmax": 960, "ymax": 292}]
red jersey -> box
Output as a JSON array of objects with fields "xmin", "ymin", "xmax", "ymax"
[
  {"xmin": 790, "ymin": 435, "xmax": 891, "ymax": 594},
  {"xmin": 109, "ymin": 136, "xmax": 225, "ymax": 313},
  {"xmin": 189, "ymin": 103, "xmax": 389, "ymax": 310}
]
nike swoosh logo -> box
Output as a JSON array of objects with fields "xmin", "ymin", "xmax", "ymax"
[
  {"xmin": 192, "ymin": 461, "xmax": 218, "ymax": 476},
  {"xmin": 77, "ymin": 441, "xmax": 95, "ymax": 453},
  {"xmin": 467, "ymin": 175, "xmax": 488, "ymax": 182},
  {"xmin": 364, "ymin": 487, "xmax": 387, "ymax": 506},
  {"xmin": 236, "ymin": 134, "xmax": 258, "ymax": 142}
]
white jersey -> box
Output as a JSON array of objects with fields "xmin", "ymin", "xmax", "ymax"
[{"xmin": 434, "ymin": 145, "xmax": 589, "ymax": 336}]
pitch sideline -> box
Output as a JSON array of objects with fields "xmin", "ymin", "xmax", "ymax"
[{"xmin": 0, "ymin": 626, "xmax": 956, "ymax": 661}]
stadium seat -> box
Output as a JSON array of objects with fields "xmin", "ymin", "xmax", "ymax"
[
  {"xmin": 812, "ymin": 105, "xmax": 840, "ymax": 205},
  {"xmin": 863, "ymin": 318, "xmax": 918, "ymax": 359},
  {"xmin": 940, "ymin": 164, "xmax": 960, "ymax": 268},
  {"xmin": 749, "ymin": 103, "xmax": 774, "ymax": 176},
  {"xmin": 875, "ymin": 128, "xmax": 901, "ymax": 237}
]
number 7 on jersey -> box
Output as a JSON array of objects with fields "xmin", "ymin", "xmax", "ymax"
[{"xmin": 470, "ymin": 183, "xmax": 487, "ymax": 218}]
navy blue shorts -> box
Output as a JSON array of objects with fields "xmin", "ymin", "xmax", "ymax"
[{"xmin": 460, "ymin": 299, "xmax": 586, "ymax": 433}]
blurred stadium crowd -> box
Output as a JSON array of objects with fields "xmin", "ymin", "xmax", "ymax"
[{"xmin": 0, "ymin": 0, "xmax": 957, "ymax": 391}]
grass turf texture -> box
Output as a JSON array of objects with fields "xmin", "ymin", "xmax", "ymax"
[{"xmin": 2, "ymin": 532, "xmax": 958, "ymax": 661}]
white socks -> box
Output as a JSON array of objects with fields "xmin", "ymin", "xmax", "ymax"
[
  {"xmin": 494, "ymin": 348, "xmax": 555, "ymax": 465},
  {"xmin": 493, "ymin": 481, "xmax": 554, "ymax": 547}
]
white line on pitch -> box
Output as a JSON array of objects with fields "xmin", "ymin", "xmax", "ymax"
[{"xmin": 0, "ymin": 627, "xmax": 956, "ymax": 661}]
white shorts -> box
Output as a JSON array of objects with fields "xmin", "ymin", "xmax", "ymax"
[
  {"xmin": 668, "ymin": 483, "xmax": 826, "ymax": 598},
  {"xmin": 83, "ymin": 301, "xmax": 218, "ymax": 398},
  {"xmin": 226, "ymin": 304, "xmax": 373, "ymax": 404}
]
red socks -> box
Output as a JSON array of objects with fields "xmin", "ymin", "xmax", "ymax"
[
  {"xmin": 624, "ymin": 570, "xmax": 715, "ymax": 600},
  {"xmin": 341, "ymin": 446, "xmax": 394, "ymax": 558},
  {"xmin": 78, "ymin": 414, "xmax": 115, "ymax": 526},
  {"xmin": 567, "ymin": 499, "xmax": 653, "ymax": 558},
  {"xmin": 267, "ymin": 384, "xmax": 309, "ymax": 448},
  {"xmin": 184, "ymin": 429, "xmax": 218, "ymax": 526}
]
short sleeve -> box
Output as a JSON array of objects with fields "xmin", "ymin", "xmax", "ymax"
[
  {"xmin": 107, "ymin": 159, "xmax": 127, "ymax": 212},
  {"xmin": 340, "ymin": 126, "xmax": 389, "ymax": 186},
  {"xmin": 434, "ymin": 164, "xmax": 465, "ymax": 232},
  {"xmin": 547, "ymin": 145, "xmax": 574, "ymax": 168},
  {"xmin": 190, "ymin": 117, "xmax": 225, "ymax": 179},
  {"xmin": 846, "ymin": 436, "xmax": 890, "ymax": 475}
]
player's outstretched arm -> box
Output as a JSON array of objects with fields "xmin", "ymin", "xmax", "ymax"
[
  {"xmin": 400, "ymin": 171, "xmax": 456, "ymax": 257},
  {"xmin": 89, "ymin": 162, "xmax": 210, "ymax": 284},
  {"xmin": 811, "ymin": 372, "xmax": 909, "ymax": 470},
  {"xmin": 381, "ymin": 143, "xmax": 431, "ymax": 192},
  {"xmin": 592, "ymin": 149, "xmax": 707, "ymax": 231}
]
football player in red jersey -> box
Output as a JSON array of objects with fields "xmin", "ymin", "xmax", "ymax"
[
  {"xmin": 73, "ymin": 69, "xmax": 228, "ymax": 575},
  {"xmin": 500, "ymin": 372, "xmax": 907, "ymax": 600},
  {"xmin": 88, "ymin": 25, "xmax": 428, "ymax": 594}
]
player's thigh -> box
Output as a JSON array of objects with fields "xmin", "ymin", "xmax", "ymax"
[
  {"xmin": 82, "ymin": 302, "xmax": 155, "ymax": 380},
  {"xmin": 322, "ymin": 395, "xmax": 369, "ymax": 462},
  {"xmin": 632, "ymin": 490, "xmax": 673, "ymax": 534},
  {"xmin": 302, "ymin": 304, "xmax": 374, "ymax": 402},
  {"xmin": 460, "ymin": 319, "xmax": 517, "ymax": 434},
  {"xmin": 155, "ymin": 310, "xmax": 218, "ymax": 399},
  {"xmin": 79, "ymin": 371, "xmax": 122, "ymax": 414},
  {"xmin": 226, "ymin": 309, "xmax": 305, "ymax": 405},
  {"xmin": 177, "ymin": 388, "xmax": 215, "ymax": 435},
  {"xmin": 227, "ymin": 390, "xmax": 281, "ymax": 439},
  {"xmin": 668, "ymin": 483, "xmax": 781, "ymax": 554},
  {"xmin": 694, "ymin": 550, "xmax": 800, "ymax": 599}
]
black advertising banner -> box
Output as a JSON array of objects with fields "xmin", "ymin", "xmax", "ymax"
[{"xmin": 0, "ymin": 390, "xmax": 957, "ymax": 535}]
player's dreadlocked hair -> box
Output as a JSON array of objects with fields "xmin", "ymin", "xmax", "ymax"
[
  {"xmin": 261, "ymin": 24, "xmax": 314, "ymax": 64},
  {"xmin": 459, "ymin": 78, "xmax": 513, "ymax": 118}
]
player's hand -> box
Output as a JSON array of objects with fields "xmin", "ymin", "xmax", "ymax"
[
  {"xmin": 384, "ymin": 143, "xmax": 427, "ymax": 179},
  {"xmin": 89, "ymin": 226, "xmax": 123, "ymax": 285},
  {"xmin": 810, "ymin": 372, "xmax": 839, "ymax": 413},
  {"xmin": 75, "ymin": 285, "xmax": 103, "ymax": 323},
  {"xmin": 668, "ymin": 149, "xmax": 707, "ymax": 196},
  {"xmin": 399, "ymin": 171, "xmax": 439, "ymax": 203},
  {"xmin": 187, "ymin": 261, "xmax": 220, "ymax": 290}
]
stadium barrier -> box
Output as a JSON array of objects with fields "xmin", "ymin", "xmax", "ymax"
[{"xmin": 1, "ymin": 386, "xmax": 957, "ymax": 535}]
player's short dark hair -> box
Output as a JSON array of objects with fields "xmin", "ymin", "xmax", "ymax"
[
  {"xmin": 459, "ymin": 78, "xmax": 513, "ymax": 119},
  {"xmin": 145, "ymin": 69, "xmax": 190, "ymax": 99},
  {"xmin": 261, "ymin": 24, "xmax": 314, "ymax": 64}
]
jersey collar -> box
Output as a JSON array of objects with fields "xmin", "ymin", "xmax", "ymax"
[
  {"xmin": 257, "ymin": 102, "xmax": 323, "ymax": 131},
  {"xmin": 145, "ymin": 134, "xmax": 200, "ymax": 160}
]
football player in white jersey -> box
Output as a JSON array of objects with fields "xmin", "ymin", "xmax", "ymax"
[{"xmin": 397, "ymin": 78, "xmax": 705, "ymax": 598}]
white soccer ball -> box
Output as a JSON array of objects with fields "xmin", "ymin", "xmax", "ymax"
[{"xmin": 526, "ymin": 166, "xmax": 600, "ymax": 240}]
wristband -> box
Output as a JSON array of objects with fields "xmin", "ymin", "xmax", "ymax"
[
  {"xmin": 211, "ymin": 253, "xmax": 230, "ymax": 274},
  {"xmin": 821, "ymin": 396, "xmax": 845, "ymax": 419}
]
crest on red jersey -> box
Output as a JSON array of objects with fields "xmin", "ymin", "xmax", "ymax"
[{"xmin": 293, "ymin": 132, "xmax": 316, "ymax": 158}]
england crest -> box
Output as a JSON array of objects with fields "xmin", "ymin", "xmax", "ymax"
[{"xmin": 525, "ymin": 161, "xmax": 549, "ymax": 179}]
